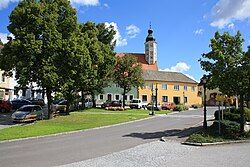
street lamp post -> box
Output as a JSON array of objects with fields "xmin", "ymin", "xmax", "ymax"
[
  {"xmin": 200, "ymin": 75, "xmax": 208, "ymax": 129},
  {"xmin": 155, "ymin": 83, "xmax": 158, "ymax": 109},
  {"xmin": 150, "ymin": 83, "xmax": 155, "ymax": 115}
]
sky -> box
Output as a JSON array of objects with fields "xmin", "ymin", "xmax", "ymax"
[{"xmin": 0, "ymin": 0, "xmax": 250, "ymax": 82}]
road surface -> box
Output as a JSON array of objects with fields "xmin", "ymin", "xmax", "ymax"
[{"xmin": 1, "ymin": 107, "xmax": 217, "ymax": 167}]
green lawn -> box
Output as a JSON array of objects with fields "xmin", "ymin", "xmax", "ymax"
[{"xmin": 0, "ymin": 108, "xmax": 170, "ymax": 141}]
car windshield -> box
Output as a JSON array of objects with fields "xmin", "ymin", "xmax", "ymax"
[
  {"xmin": 17, "ymin": 106, "xmax": 33, "ymax": 112},
  {"xmin": 132, "ymin": 100, "xmax": 139, "ymax": 103}
]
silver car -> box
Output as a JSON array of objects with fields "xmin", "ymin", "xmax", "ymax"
[{"xmin": 11, "ymin": 105, "xmax": 44, "ymax": 123}]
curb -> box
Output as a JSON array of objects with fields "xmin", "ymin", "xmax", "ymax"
[
  {"xmin": 0, "ymin": 114, "xmax": 160, "ymax": 144},
  {"xmin": 182, "ymin": 139, "xmax": 250, "ymax": 146}
]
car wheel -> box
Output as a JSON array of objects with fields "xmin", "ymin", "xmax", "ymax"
[{"xmin": 0, "ymin": 108, "xmax": 6, "ymax": 113}]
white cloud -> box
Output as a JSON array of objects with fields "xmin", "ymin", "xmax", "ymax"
[
  {"xmin": 0, "ymin": 0, "xmax": 19, "ymax": 10},
  {"xmin": 160, "ymin": 62, "xmax": 198, "ymax": 82},
  {"xmin": 105, "ymin": 22, "xmax": 127, "ymax": 47},
  {"xmin": 194, "ymin": 29, "xmax": 204, "ymax": 35},
  {"xmin": 71, "ymin": 0, "xmax": 99, "ymax": 6},
  {"xmin": 126, "ymin": 24, "xmax": 140, "ymax": 38},
  {"xmin": 103, "ymin": 3, "xmax": 109, "ymax": 8},
  {"xmin": 0, "ymin": 33, "xmax": 14, "ymax": 44},
  {"xmin": 160, "ymin": 62, "xmax": 190, "ymax": 73},
  {"xmin": 210, "ymin": 0, "xmax": 250, "ymax": 28},
  {"xmin": 228, "ymin": 23, "xmax": 235, "ymax": 29}
]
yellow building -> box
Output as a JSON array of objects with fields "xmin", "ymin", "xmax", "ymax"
[{"xmin": 139, "ymin": 70, "xmax": 202, "ymax": 106}]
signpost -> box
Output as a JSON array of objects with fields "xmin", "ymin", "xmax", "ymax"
[{"xmin": 215, "ymin": 95, "xmax": 227, "ymax": 135}]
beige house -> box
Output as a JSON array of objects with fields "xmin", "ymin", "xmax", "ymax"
[{"xmin": 0, "ymin": 71, "xmax": 15, "ymax": 100}]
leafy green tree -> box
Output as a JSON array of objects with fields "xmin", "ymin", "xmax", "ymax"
[
  {"xmin": 56, "ymin": 29, "xmax": 92, "ymax": 114},
  {"xmin": 78, "ymin": 22, "xmax": 116, "ymax": 107},
  {"xmin": 114, "ymin": 54, "xmax": 144, "ymax": 108},
  {"xmin": 0, "ymin": 0, "xmax": 79, "ymax": 119},
  {"xmin": 0, "ymin": 39, "xmax": 3, "ymax": 45},
  {"xmin": 200, "ymin": 31, "xmax": 249, "ymax": 133}
]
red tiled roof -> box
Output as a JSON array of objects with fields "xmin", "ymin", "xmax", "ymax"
[{"xmin": 116, "ymin": 53, "xmax": 158, "ymax": 71}]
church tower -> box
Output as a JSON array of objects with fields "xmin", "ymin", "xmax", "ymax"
[{"xmin": 145, "ymin": 25, "xmax": 157, "ymax": 64}]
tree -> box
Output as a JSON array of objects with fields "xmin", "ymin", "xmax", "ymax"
[
  {"xmin": 0, "ymin": 0, "xmax": 79, "ymax": 119},
  {"xmin": 78, "ymin": 22, "xmax": 116, "ymax": 107},
  {"xmin": 199, "ymin": 31, "xmax": 249, "ymax": 133},
  {"xmin": 114, "ymin": 54, "xmax": 144, "ymax": 108},
  {"xmin": 0, "ymin": 39, "xmax": 3, "ymax": 45},
  {"xmin": 56, "ymin": 29, "xmax": 91, "ymax": 114}
]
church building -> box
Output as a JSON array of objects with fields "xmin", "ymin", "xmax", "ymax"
[{"xmin": 96, "ymin": 26, "xmax": 202, "ymax": 106}]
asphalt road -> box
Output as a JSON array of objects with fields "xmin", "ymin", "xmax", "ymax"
[{"xmin": 0, "ymin": 107, "xmax": 217, "ymax": 167}]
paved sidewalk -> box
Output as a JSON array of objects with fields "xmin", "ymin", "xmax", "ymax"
[{"xmin": 60, "ymin": 140, "xmax": 250, "ymax": 167}]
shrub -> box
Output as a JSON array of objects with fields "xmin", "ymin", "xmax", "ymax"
[
  {"xmin": 214, "ymin": 108, "xmax": 241, "ymax": 123},
  {"xmin": 173, "ymin": 104, "xmax": 189, "ymax": 111},
  {"xmin": 212, "ymin": 120, "xmax": 240, "ymax": 138},
  {"xmin": 244, "ymin": 108, "xmax": 250, "ymax": 122},
  {"xmin": 221, "ymin": 120, "xmax": 240, "ymax": 138},
  {"xmin": 191, "ymin": 104, "xmax": 203, "ymax": 109}
]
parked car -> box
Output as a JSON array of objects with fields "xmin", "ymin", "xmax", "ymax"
[
  {"xmin": 51, "ymin": 99, "xmax": 79, "ymax": 113},
  {"xmin": 161, "ymin": 102, "xmax": 175, "ymax": 110},
  {"xmin": 146, "ymin": 103, "xmax": 162, "ymax": 111},
  {"xmin": 101, "ymin": 100, "xmax": 122, "ymax": 108},
  {"xmin": 129, "ymin": 99, "xmax": 147, "ymax": 109},
  {"xmin": 78, "ymin": 98, "xmax": 93, "ymax": 109},
  {"xmin": 0, "ymin": 100, "xmax": 12, "ymax": 112},
  {"xmin": 11, "ymin": 105, "xmax": 44, "ymax": 122},
  {"xmin": 26, "ymin": 98, "xmax": 45, "ymax": 107},
  {"xmin": 11, "ymin": 99, "xmax": 32, "ymax": 110}
]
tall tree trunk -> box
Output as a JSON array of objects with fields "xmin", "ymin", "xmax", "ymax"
[
  {"xmin": 81, "ymin": 90, "xmax": 85, "ymax": 109},
  {"xmin": 91, "ymin": 91, "xmax": 96, "ymax": 108},
  {"xmin": 46, "ymin": 88, "xmax": 52, "ymax": 119},
  {"xmin": 122, "ymin": 87, "xmax": 126, "ymax": 108},
  {"xmin": 42, "ymin": 88, "xmax": 45, "ymax": 99},
  {"xmin": 66, "ymin": 98, "xmax": 70, "ymax": 115},
  {"xmin": 239, "ymin": 94, "xmax": 245, "ymax": 133}
]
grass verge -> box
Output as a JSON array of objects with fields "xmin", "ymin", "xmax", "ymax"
[
  {"xmin": 0, "ymin": 108, "xmax": 170, "ymax": 141},
  {"xmin": 187, "ymin": 126, "xmax": 250, "ymax": 143}
]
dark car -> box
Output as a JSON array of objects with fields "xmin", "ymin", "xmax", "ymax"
[
  {"xmin": 146, "ymin": 103, "xmax": 162, "ymax": 111},
  {"xmin": 0, "ymin": 100, "xmax": 12, "ymax": 112},
  {"xmin": 11, "ymin": 99, "xmax": 32, "ymax": 110},
  {"xmin": 26, "ymin": 98, "xmax": 45, "ymax": 107},
  {"xmin": 161, "ymin": 102, "xmax": 175, "ymax": 110},
  {"xmin": 11, "ymin": 105, "xmax": 44, "ymax": 122},
  {"xmin": 101, "ymin": 100, "xmax": 122, "ymax": 108}
]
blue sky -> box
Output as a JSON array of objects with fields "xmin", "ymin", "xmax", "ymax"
[{"xmin": 1, "ymin": 0, "xmax": 250, "ymax": 81}]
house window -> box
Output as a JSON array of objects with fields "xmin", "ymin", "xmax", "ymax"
[
  {"xmin": 174, "ymin": 85, "xmax": 179, "ymax": 91},
  {"xmin": 162, "ymin": 84, "xmax": 167, "ymax": 90},
  {"xmin": 115, "ymin": 94, "xmax": 120, "ymax": 100},
  {"xmin": 173, "ymin": 96, "xmax": 180, "ymax": 104},
  {"xmin": 184, "ymin": 97, "xmax": 188, "ymax": 103},
  {"xmin": 147, "ymin": 83, "xmax": 153, "ymax": 90},
  {"xmin": 129, "ymin": 95, "xmax": 133, "ymax": 100},
  {"xmin": 184, "ymin": 85, "xmax": 187, "ymax": 91},
  {"xmin": 192, "ymin": 86, "xmax": 196, "ymax": 92},
  {"xmin": 99, "ymin": 94, "xmax": 104, "ymax": 100},
  {"xmin": 162, "ymin": 96, "xmax": 168, "ymax": 102},
  {"xmin": 107, "ymin": 94, "xmax": 112, "ymax": 101},
  {"xmin": 2, "ymin": 74, "xmax": 5, "ymax": 83},
  {"xmin": 142, "ymin": 95, "xmax": 147, "ymax": 102}
]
